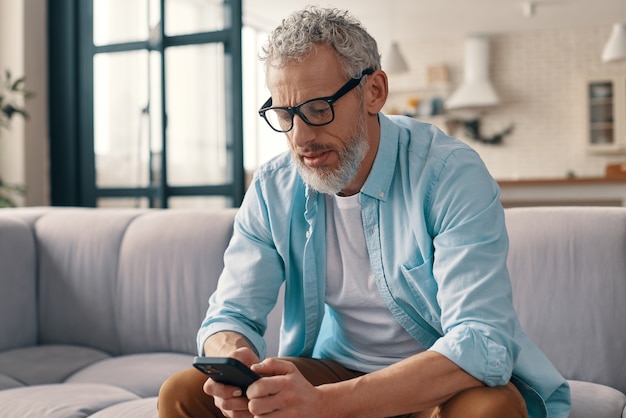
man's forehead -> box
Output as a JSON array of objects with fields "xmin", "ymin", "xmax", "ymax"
[
  {"xmin": 264, "ymin": 46, "xmax": 353, "ymax": 108},
  {"xmin": 267, "ymin": 45, "xmax": 342, "ymax": 77}
]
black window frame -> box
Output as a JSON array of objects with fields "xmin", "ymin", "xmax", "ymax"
[{"xmin": 48, "ymin": 0, "xmax": 245, "ymax": 208}]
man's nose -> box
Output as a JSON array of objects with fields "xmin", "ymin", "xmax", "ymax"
[{"xmin": 289, "ymin": 115, "xmax": 316, "ymax": 148}]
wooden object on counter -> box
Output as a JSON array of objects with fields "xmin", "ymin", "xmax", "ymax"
[
  {"xmin": 497, "ymin": 176, "xmax": 626, "ymax": 208},
  {"xmin": 427, "ymin": 64, "xmax": 449, "ymax": 86},
  {"xmin": 605, "ymin": 163, "xmax": 626, "ymax": 179}
]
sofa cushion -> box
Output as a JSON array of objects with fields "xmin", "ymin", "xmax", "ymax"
[
  {"xmin": 0, "ymin": 345, "xmax": 110, "ymax": 386},
  {"xmin": 65, "ymin": 352, "xmax": 192, "ymax": 397},
  {"xmin": 0, "ymin": 216, "xmax": 37, "ymax": 352},
  {"xmin": 568, "ymin": 380, "xmax": 626, "ymax": 418},
  {"xmin": 0, "ymin": 383, "xmax": 139, "ymax": 418},
  {"xmin": 115, "ymin": 209, "xmax": 236, "ymax": 355},
  {"xmin": 0, "ymin": 374, "xmax": 22, "ymax": 391},
  {"xmin": 35, "ymin": 209, "xmax": 143, "ymax": 354},
  {"xmin": 88, "ymin": 397, "xmax": 158, "ymax": 418}
]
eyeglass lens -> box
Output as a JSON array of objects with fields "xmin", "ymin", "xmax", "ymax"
[{"xmin": 265, "ymin": 100, "xmax": 333, "ymax": 132}]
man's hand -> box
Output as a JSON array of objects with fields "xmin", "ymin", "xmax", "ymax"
[
  {"xmin": 203, "ymin": 347, "xmax": 260, "ymax": 418},
  {"xmin": 245, "ymin": 358, "xmax": 331, "ymax": 418}
]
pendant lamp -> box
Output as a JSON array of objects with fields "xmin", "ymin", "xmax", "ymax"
[
  {"xmin": 602, "ymin": 23, "xmax": 626, "ymax": 63},
  {"xmin": 382, "ymin": 0, "xmax": 409, "ymax": 75},
  {"xmin": 602, "ymin": 0, "xmax": 626, "ymax": 63},
  {"xmin": 382, "ymin": 42, "xmax": 410, "ymax": 74}
]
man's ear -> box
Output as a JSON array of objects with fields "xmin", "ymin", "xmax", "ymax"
[{"xmin": 364, "ymin": 70, "xmax": 389, "ymax": 115}]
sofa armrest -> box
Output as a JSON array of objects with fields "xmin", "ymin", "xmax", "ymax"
[
  {"xmin": 568, "ymin": 380, "xmax": 626, "ymax": 418},
  {"xmin": 0, "ymin": 215, "xmax": 37, "ymax": 350}
]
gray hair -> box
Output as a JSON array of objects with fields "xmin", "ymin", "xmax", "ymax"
[{"xmin": 260, "ymin": 6, "xmax": 381, "ymax": 79}]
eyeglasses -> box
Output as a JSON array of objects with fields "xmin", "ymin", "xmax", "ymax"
[{"xmin": 258, "ymin": 68, "xmax": 375, "ymax": 133}]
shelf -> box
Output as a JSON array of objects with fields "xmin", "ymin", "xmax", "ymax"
[
  {"xmin": 590, "ymin": 98, "xmax": 613, "ymax": 105},
  {"xmin": 590, "ymin": 122, "xmax": 614, "ymax": 129},
  {"xmin": 385, "ymin": 79, "xmax": 450, "ymax": 120}
]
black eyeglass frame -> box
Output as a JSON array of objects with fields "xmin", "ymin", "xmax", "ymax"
[{"xmin": 258, "ymin": 68, "xmax": 375, "ymax": 133}]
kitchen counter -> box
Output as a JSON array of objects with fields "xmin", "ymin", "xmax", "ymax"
[{"xmin": 497, "ymin": 177, "xmax": 626, "ymax": 207}]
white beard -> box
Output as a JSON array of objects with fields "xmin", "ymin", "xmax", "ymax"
[{"xmin": 292, "ymin": 113, "xmax": 369, "ymax": 195}]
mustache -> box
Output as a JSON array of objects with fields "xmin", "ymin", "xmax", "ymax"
[
  {"xmin": 294, "ymin": 143, "xmax": 335, "ymax": 152},
  {"xmin": 294, "ymin": 143, "xmax": 335, "ymax": 154}
]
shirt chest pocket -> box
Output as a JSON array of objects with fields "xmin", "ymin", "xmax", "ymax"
[{"xmin": 399, "ymin": 257, "xmax": 442, "ymax": 325}]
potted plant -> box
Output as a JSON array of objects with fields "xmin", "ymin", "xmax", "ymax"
[{"xmin": 0, "ymin": 70, "xmax": 32, "ymax": 207}]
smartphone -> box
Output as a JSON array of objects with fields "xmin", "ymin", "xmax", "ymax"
[{"xmin": 193, "ymin": 356, "xmax": 261, "ymax": 394}]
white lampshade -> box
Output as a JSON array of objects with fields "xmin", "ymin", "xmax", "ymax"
[
  {"xmin": 382, "ymin": 42, "xmax": 409, "ymax": 74},
  {"xmin": 602, "ymin": 23, "xmax": 626, "ymax": 63}
]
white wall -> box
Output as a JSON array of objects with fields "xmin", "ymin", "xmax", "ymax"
[
  {"xmin": 394, "ymin": 26, "xmax": 626, "ymax": 180},
  {"xmin": 1, "ymin": 3, "xmax": 625, "ymax": 207},
  {"xmin": 0, "ymin": 0, "xmax": 49, "ymax": 206}
]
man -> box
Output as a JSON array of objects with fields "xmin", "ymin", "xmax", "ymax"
[{"xmin": 159, "ymin": 6, "xmax": 570, "ymax": 418}]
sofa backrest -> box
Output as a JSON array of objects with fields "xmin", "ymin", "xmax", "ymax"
[
  {"xmin": 0, "ymin": 208, "xmax": 241, "ymax": 356},
  {"xmin": 35, "ymin": 209, "xmax": 145, "ymax": 354},
  {"xmin": 505, "ymin": 206, "xmax": 626, "ymax": 394}
]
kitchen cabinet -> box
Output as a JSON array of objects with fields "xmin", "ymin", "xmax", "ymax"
[{"xmin": 585, "ymin": 76, "xmax": 626, "ymax": 154}]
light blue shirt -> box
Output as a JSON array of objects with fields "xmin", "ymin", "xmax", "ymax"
[{"xmin": 198, "ymin": 114, "xmax": 571, "ymax": 418}]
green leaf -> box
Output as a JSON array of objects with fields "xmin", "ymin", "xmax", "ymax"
[
  {"xmin": 1, "ymin": 69, "xmax": 32, "ymax": 128},
  {"xmin": 0, "ymin": 194, "xmax": 17, "ymax": 208},
  {"xmin": 11, "ymin": 77, "xmax": 26, "ymax": 91},
  {"xmin": 0, "ymin": 178, "xmax": 26, "ymax": 207}
]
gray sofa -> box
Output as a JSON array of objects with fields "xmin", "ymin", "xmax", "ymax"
[{"xmin": 0, "ymin": 206, "xmax": 624, "ymax": 417}]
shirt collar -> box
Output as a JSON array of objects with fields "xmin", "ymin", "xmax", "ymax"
[
  {"xmin": 360, "ymin": 113, "xmax": 399, "ymax": 202},
  {"xmin": 304, "ymin": 113, "xmax": 399, "ymax": 203}
]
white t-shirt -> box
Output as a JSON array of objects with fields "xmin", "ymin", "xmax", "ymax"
[{"xmin": 319, "ymin": 193, "xmax": 425, "ymax": 372}]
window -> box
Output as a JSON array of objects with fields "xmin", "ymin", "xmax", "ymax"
[
  {"xmin": 49, "ymin": 0, "xmax": 244, "ymax": 208},
  {"xmin": 241, "ymin": 25, "xmax": 287, "ymax": 179}
]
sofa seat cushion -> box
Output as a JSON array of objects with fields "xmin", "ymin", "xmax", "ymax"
[
  {"xmin": 0, "ymin": 345, "xmax": 110, "ymax": 386},
  {"xmin": 0, "ymin": 383, "xmax": 139, "ymax": 418},
  {"xmin": 89, "ymin": 397, "xmax": 158, "ymax": 417},
  {"xmin": 568, "ymin": 380, "xmax": 626, "ymax": 418},
  {"xmin": 65, "ymin": 352, "xmax": 193, "ymax": 397},
  {"xmin": 0, "ymin": 374, "xmax": 22, "ymax": 390}
]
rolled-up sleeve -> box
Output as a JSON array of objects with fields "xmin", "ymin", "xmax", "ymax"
[
  {"xmin": 426, "ymin": 148, "xmax": 520, "ymax": 386},
  {"xmin": 196, "ymin": 179, "xmax": 285, "ymax": 358}
]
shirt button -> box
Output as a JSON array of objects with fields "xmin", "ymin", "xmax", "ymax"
[
  {"xmin": 305, "ymin": 230, "xmax": 311, "ymax": 238},
  {"xmin": 378, "ymin": 191, "xmax": 385, "ymax": 198}
]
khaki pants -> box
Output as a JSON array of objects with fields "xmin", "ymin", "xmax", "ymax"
[{"xmin": 158, "ymin": 357, "xmax": 527, "ymax": 418}]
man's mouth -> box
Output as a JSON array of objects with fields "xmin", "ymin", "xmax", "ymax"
[{"xmin": 300, "ymin": 149, "xmax": 333, "ymax": 169}]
